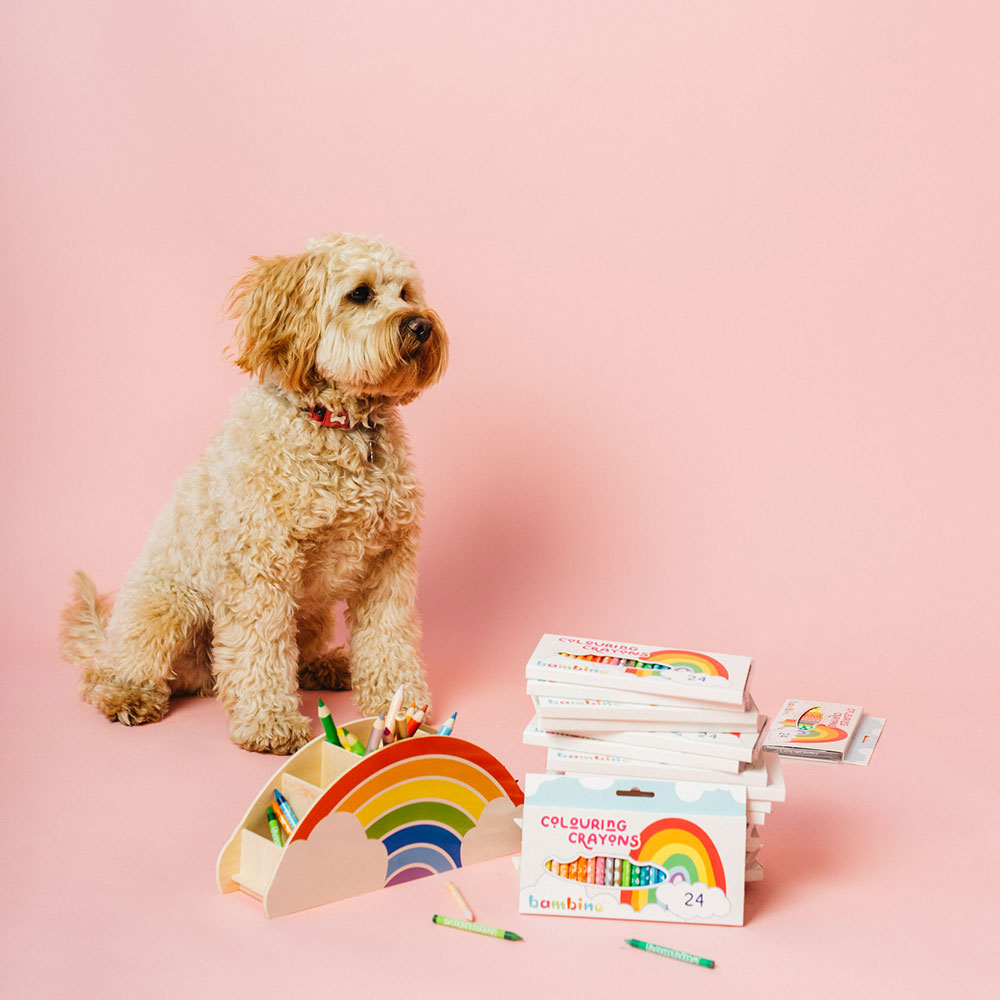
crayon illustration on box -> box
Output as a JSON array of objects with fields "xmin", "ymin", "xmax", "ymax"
[
  {"xmin": 519, "ymin": 773, "xmax": 747, "ymax": 926},
  {"xmin": 218, "ymin": 711, "xmax": 524, "ymax": 918},
  {"xmin": 526, "ymin": 634, "xmax": 753, "ymax": 706}
]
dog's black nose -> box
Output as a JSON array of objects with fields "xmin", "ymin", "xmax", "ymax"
[{"xmin": 403, "ymin": 316, "xmax": 433, "ymax": 343}]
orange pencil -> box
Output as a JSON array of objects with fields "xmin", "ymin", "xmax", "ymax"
[{"xmin": 406, "ymin": 703, "xmax": 429, "ymax": 737}]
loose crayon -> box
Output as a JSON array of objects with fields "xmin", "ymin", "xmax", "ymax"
[
  {"xmin": 625, "ymin": 938, "xmax": 714, "ymax": 969},
  {"xmin": 266, "ymin": 806, "xmax": 283, "ymax": 847},
  {"xmin": 445, "ymin": 880, "xmax": 474, "ymax": 921},
  {"xmin": 437, "ymin": 712, "xmax": 457, "ymax": 736},
  {"xmin": 431, "ymin": 915, "xmax": 521, "ymax": 941}
]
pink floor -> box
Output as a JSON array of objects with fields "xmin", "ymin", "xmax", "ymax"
[
  {"xmin": 4, "ymin": 628, "xmax": 997, "ymax": 997},
  {"xmin": 3, "ymin": 2, "xmax": 998, "ymax": 996}
]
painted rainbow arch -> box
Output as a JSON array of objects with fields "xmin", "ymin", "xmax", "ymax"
[
  {"xmin": 638, "ymin": 649, "xmax": 730, "ymax": 678},
  {"xmin": 290, "ymin": 735, "xmax": 524, "ymax": 886},
  {"xmin": 786, "ymin": 723, "xmax": 846, "ymax": 744},
  {"xmin": 625, "ymin": 816, "xmax": 727, "ymax": 911}
]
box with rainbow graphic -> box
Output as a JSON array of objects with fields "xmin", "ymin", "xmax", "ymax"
[
  {"xmin": 525, "ymin": 634, "xmax": 753, "ymax": 706},
  {"xmin": 217, "ymin": 717, "xmax": 524, "ymax": 918},
  {"xmin": 518, "ymin": 772, "xmax": 747, "ymax": 926}
]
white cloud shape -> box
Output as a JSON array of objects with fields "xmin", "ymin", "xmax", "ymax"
[
  {"xmin": 674, "ymin": 782, "xmax": 707, "ymax": 803},
  {"xmin": 461, "ymin": 798, "xmax": 523, "ymax": 867},
  {"xmin": 525, "ymin": 774, "xmax": 548, "ymax": 796},
  {"xmin": 264, "ymin": 812, "xmax": 387, "ymax": 918},
  {"xmin": 657, "ymin": 880, "xmax": 731, "ymax": 920},
  {"xmin": 577, "ymin": 774, "xmax": 615, "ymax": 791}
]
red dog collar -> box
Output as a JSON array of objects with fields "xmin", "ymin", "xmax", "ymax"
[{"xmin": 301, "ymin": 405, "xmax": 354, "ymax": 429}]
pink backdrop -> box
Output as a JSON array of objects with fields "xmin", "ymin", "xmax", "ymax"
[{"xmin": 2, "ymin": 2, "xmax": 997, "ymax": 996}]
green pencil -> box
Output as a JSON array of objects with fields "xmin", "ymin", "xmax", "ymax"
[
  {"xmin": 625, "ymin": 938, "xmax": 714, "ymax": 968},
  {"xmin": 317, "ymin": 699, "xmax": 343, "ymax": 747},
  {"xmin": 431, "ymin": 915, "xmax": 522, "ymax": 941}
]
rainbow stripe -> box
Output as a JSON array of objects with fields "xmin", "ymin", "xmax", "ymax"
[
  {"xmin": 555, "ymin": 648, "xmax": 729, "ymax": 680},
  {"xmin": 626, "ymin": 817, "xmax": 727, "ymax": 911},
  {"xmin": 290, "ymin": 736, "xmax": 523, "ymax": 887},
  {"xmin": 638, "ymin": 650, "xmax": 730, "ymax": 679},
  {"xmin": 784, "ymin": 723, "xmax": 847, "ymax": 744},
  {"xmin": 777, "ymin": 706, "xmax": 847, "ymax": 744}
]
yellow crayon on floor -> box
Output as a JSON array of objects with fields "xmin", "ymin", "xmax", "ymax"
[{"xmin": 445, "ymin": 880, "xmax": 474, "ymax": 921}]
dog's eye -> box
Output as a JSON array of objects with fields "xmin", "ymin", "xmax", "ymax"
[
  {"xmin": 347, "ymin": 284, "xmax": 373, "ymax": 304},
  {"xmin": 400, "ymin": 287, "xmax": 409, "ymax": 301}
]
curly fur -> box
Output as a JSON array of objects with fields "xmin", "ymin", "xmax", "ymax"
[{"xmin": 60, "ymin": 233, "xmax": 448, "ymax": 754}]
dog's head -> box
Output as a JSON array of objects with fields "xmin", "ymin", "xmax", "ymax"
[{"xmin": 226, "ymin": 233, "xmax": 448, "ymax": 403}]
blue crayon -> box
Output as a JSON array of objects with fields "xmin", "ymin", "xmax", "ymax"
[
  {"xmin": 273, "ymin": 789, "xmax": 299, "ymax": 830},
  {"xmin": 437, "ymin": 712, "xmax": 457, "ymax": 736}
]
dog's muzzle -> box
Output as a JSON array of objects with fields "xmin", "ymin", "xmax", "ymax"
[{"xmin": 401, "ymin": 315, "xmax": 433, "ymax": 344}]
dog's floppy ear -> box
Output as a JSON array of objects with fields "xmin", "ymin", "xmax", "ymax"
[{"xmin": 226, "ymin": 251, "xmax": 327, "ymax": 393}]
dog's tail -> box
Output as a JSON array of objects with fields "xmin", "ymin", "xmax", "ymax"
[{"xmin": 59, "ymin": 571, "xmax": 112, "ymax": 670}]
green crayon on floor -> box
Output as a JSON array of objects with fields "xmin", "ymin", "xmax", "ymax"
[
  {"xmin": 625, "ymin": 938, "xmax": 714, "ymax": 968},
  {"xmin": 432, "ymin": 915, "xmax": 522, "ymax": 941}
]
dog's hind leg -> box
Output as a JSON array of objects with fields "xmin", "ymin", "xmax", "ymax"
[
  {"xmin": 170, "ymin": 621, "xmax": 216, "ymax": 697},
  {"xmin": 80, "ymin": 580, "xmax": 206, "ymax": 726},
  {"xmin": 296, "ymin": 593, "xmax": 352, "ymax": 692}
]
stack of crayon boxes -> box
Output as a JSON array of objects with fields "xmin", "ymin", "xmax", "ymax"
[{"xmin": 522, "ymin": 634, "xmax": 785, "ymax": 886}]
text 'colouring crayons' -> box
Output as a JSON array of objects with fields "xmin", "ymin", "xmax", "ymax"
[{"xmin": 545, "ymin": 855, "xmax": 667, "ymax": 888}]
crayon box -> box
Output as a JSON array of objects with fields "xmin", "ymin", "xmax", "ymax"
[{"xmin": 518, "ymin": 772, "xmax": 747, "ymax": 926}]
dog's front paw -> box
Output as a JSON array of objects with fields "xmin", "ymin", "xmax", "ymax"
[
  {"xmin": 298, "ymin": 647, "xmax": 352, "ymax": 691},
  {"xmin": 230, "ymin": 708, "xmax": 313, "ymax": 755},
  {"xmin": 79, "ymin": 670, "xmax": 170, "ymax": 726}
]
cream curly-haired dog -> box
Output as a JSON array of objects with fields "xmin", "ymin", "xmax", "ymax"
[{"xmin": 60, "ymin": 233, "xmax": 447, "ymax": 754}]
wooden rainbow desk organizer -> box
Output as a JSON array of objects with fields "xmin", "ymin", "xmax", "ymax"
[{"xmin": 217, "ymin": 717, "xmax": 525, "ymax": 918}]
